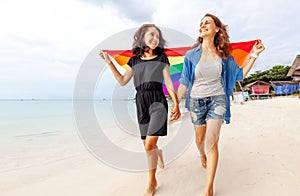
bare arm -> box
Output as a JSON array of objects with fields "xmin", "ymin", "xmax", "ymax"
[
  {"xmin": 242, "ymin": 39, "xmax": 265, "ymax": 78},
  {"xmin": 162, "ymin": 65, "xmax": 180, "ymax": 120},
  {"xmin": 177, "ymin": 84, "xmax": 188, "ymax": 102},
  {"xmin": 99, "ymin": 50, "xmax": 133, "ymax": 86}
]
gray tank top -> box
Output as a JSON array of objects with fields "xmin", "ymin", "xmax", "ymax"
[{"xmin": 190, "ymin": 57, "xmax": 225, "ymax": 98}]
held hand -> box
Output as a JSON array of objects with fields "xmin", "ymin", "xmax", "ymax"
[
  {"xmin": 170, "ymin": 104, "xmax": 181, "ymax": 121},
  {"xmin": 252, "ymin": 39, "xmax": 265, "ymax": 56},
  {"xmin": 99, "ymin": 50, "xmax": 112, "ymax": 64}
]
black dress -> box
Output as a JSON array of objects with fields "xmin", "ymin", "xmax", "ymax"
[{"xmin": 127, "ymin": 54, "xmax": 170, "ymax": 140}]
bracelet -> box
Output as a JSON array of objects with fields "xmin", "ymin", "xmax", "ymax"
[{"xmin": 250, "ymin": 53, "xmax": 258, "ymax": 59}]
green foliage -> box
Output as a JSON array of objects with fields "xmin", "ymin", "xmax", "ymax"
[{"xmin": 240, "ymin": 65, "xmax": 292, "ymax": 87}]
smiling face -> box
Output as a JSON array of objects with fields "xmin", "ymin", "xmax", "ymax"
[
  {"xmin": 143, "ymin": 27, "xmax": 160, "ymax": 50},
  {"xmin": 199, "ymin": 16, "xmax": 219, "ymax": 38}
]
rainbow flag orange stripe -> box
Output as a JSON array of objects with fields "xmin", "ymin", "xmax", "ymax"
[
  {"xmin": 104, "ymin": 40, "xmax": 257, "ymax": 94},
  {"xmin": 230, "ymin": 40, "xmax": 257, "ymax": 67}
]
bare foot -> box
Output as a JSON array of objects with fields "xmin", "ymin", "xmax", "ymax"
[
  {"xmin": 157, "ymin": 149, "xmax": 164, "ymax": 169},
  {"xmin": 200, "ymin": 154, "xmax": 207, "ymax": 168},
  {"xmin": 203, "ymin": 188, "xmax": 213, "ymax": 196},
  {"xmin": 144, "ymin": 180, "xmax": 157, "ymax": 196}
]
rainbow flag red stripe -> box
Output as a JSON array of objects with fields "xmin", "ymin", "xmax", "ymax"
[{"xmin": 104, "ymin": 40, "xmax": 257, "ymax": 94}]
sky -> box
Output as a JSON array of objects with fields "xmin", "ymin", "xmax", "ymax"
[{"xmin": 1, "ymin": 0, "xmax": 300, "ymax": 99}]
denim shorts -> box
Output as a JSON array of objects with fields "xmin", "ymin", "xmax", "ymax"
[{"xmin": 189, "ymin": 94, "xmax": 226, "ymax": 126}]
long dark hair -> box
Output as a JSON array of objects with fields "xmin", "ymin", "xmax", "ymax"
[
  {"xmin": 193, "ymin": 13, "xmax": 231, "ymax": 59},
  {"xmin": 132, "ymin": 24, "xmax": 166, "ymax": 57}
]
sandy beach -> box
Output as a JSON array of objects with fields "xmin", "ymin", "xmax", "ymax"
[{"xmin": 1, "ymin": 97, "xmax": 300, "ymax": 196}]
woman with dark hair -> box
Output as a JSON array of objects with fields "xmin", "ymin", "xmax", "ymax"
[
  {"xmin": 177, "ymin": 14, "xmax": 265, "ymax": 196},
  {"xmin": 100, "ymin": 24, "xmax": 180, "ymax": 196}
]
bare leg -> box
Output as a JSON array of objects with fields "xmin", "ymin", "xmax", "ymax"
[
  {"xmin": 157, "ymin": 149, "xmax": 164, "ymax": 169},
  {"xmin": 195, "ymin": 125, "xmax": 207, "ymax": 168},
  {"xmin": 143, "ymin": 136, "xmax": 160, "ymax": 196},
  {"xmin": 204, "ymin": 119, "xmax": 223, "ymax": 196}
]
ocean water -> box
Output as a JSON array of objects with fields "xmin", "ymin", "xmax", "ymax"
[
  {"xmin": 0, "ymin": 100, "xmax": 139, "ymax": 171},
  {"xmin": 0, "ymin": 99, "xmax": 154, "ymax": 158},
  {"xmin": 0, "ymin": 100, "xmax": 190, "ymax": 173},
  {"xmin": 0, "ymin": 99, "xmax": 186, "ymax": 142},
  {"xmin": 0, "ymin": 101, "xmax": 75, "ymax": 137},
  {"xmin": 0, "ymin": 99, "xmax": 139, "ymax": 141},
  {"xmin": 0, "ymin": 101, "xmax": 73, "ymax": 159}
]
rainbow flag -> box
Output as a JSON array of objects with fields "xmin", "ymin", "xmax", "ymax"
[{"xmin": 104, "ymin": 40, "xmax": 257, "ymax": 94}]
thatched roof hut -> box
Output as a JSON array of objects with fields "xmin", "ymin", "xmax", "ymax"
[
  {"xmin": 287, "ymin": 55, "xmax": 300, "ymax": 81},
  {"xmin": 243, "ymin": 80, "xmax": 271, "ymax": 95}
]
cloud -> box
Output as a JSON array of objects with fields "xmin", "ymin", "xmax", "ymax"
[
  {"xmin": 1, "ymin": 0, "xmax": 300, "ymax": 98},
  {"xmin": 81, "ymin": 0, "xmax": 159, "ymax": 23},
  {"xmin": 0, "ymin": 0, "xmax": 137, "ymax": 99}
]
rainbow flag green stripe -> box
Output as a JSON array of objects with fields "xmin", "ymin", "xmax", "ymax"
[{"xmin": 169, "ymin": 63, "xmax": 183, "ymax": 75}]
